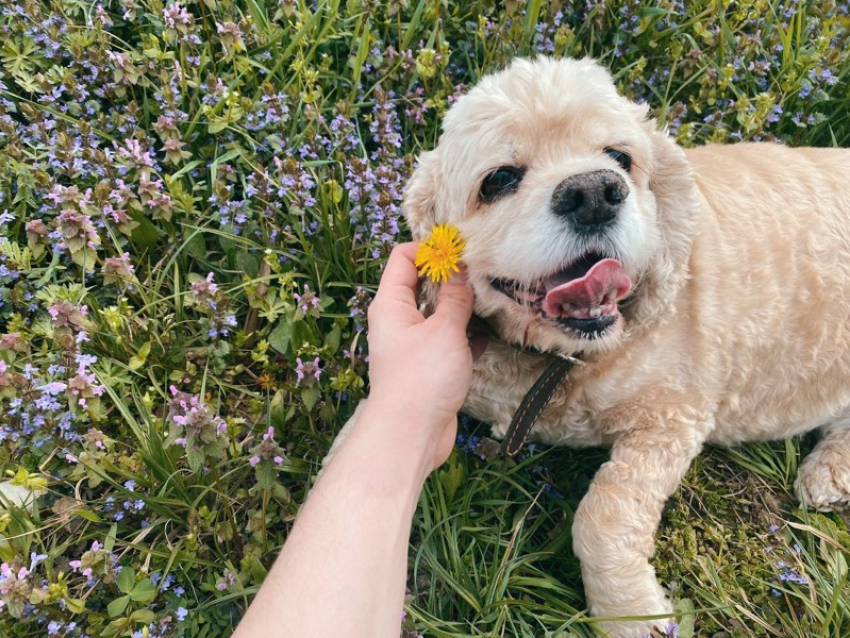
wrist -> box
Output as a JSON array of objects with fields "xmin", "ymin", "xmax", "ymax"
[
  {"xmin": 352, "ymin": 398, "xmax": 440, "ymax": 483},
  {"xmin": 364, "ymin": 387, "xmax": 458, "ymax": 431}
]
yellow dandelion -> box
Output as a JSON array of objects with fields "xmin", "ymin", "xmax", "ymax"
[{"xmin": 415, "ymin": 223, "xmax": 466, "ymax": 283}]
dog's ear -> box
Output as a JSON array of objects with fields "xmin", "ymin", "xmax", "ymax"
[
  {"xmin": 403, "ymin": 148, "xmax": 442, "ymax": 241},
  {"xmin": 629, "ymin": 100, "xmax": 651, "ymax": 124},
  {"xmin": 644, "ymin": 123, "xmax": 694, "ymax": 207},
  {"xmin": 626, "ymin": 121, "xmax": 699, "ymax": 328}
]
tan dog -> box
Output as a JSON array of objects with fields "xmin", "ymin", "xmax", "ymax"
[{"xmin": 325, "ymin": 57, "xmax": 850, "ymax": 636}]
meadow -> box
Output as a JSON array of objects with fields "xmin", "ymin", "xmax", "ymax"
[{"xmin": 0, "ymin": 0, "xmax": 849, "ymax": 636}]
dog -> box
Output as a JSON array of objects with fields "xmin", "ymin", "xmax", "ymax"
[{"xmin": 326, "ymin": 57, "xmax": 850, "ymax": 637}]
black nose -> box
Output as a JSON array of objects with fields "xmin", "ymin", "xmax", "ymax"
[{"xmin": 551, "ymin": 169, "xmax": 629, "ymax": 231}]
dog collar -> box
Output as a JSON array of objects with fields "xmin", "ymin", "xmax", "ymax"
[{"xmin": 467, "ymin": 315, "xmax": 582, "ymax": 457}]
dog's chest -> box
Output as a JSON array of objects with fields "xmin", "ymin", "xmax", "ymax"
[{"xmin": 465, "ymin": 346, "xmax": 619, "ymax": 447}]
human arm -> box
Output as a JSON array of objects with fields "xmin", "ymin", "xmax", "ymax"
[{"xmin": 232, "ymin": 242, "xmax": 481, "ymax": 638}]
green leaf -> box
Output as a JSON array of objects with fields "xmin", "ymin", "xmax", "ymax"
[
  {"xmin": 1, "ymin": 36, "xmax": 38, "ymax": 78},
  {"xmin": 674, "ymin": 598, "xmax": 695, "ymax": 638},
  {"xmin": 324, "ymin": 324, "xmax": 341, "ymax": 354},
  {"xmin": 105, "ymin": 524, "xmax": 117, "ymax": 552},
  {"xmin": 219, "ymin": 233, "xmax": 237, "ymax": 254},
  {"xmin": 185, "ymin": 231, "xmax": 206, "ymax": 258},
  {"xmin": 107, "ymin": 594, "xmax": 130, "ymax": 618},
  {"xmin": 117, "ymin": 566, "xmax": 135, "ymax": 594},
  {"xmin": 208, "ymin": 115, "xmax": 229, "ymax": 134},
  {"xmin": 246, "ymin": 553, "xmax": 269, "ymax": 582},
  {"xmin": 436, "ymin": 449, "xmax": 464, "ymax": 504},
  {"xmin": 187, "ymin": 447, "xmax": 205, "ymax": 472},
  {"xmin": 270, "ymin": 389, "xmax": 286, "ymax": 428},
  {"xmin": 268, "ymin": 319, "xmax": 292, "ymax": 355},
  {"xmin": 64, "ymin": 597, "xmax": 86, "ymax": 614},
  {"xmin": 74, "ymin": 509, "xmax": 103, "ymax": 523},
  {"xmin": 128, "ymin": 341, "xmax": 152, "ymax": 370},
  {"xmin": 99, "ymin": 618, "xmax": 129, "ymax": 638},
  {"xmin": 70, "ymin": 248, "xmax": 97, "ymax": 270},
  {"xmin": 0, "ymin": 542, "xmax": 14, "ymax": 564},
  {"xmin": 5, "ymin": 598, "xmax": 25, "ymax": 619},
  {"xmin": 301, "ymin": 386, "xmax": 320, "ymax": 411},
  {"xmin": 255, "ymin": 460, "xmax": 277, "ymax": 490},
  {"xmin": 236, "ymin": 252, "xmax": 260, "ymax": 278},
  {"xmin": 128, "ymin": 210, "xmax": 159, "ymax": 252},
  {"xmin": 129, "ymin": 578, "xmax": 156, "ymax": 602},
  {"xmin": 129, "ymin": 609, "xmax": 156, "ymax": 624},
  {"xmin": 290, "ymin": 321, "xmax": 311, "ymax": 352}
]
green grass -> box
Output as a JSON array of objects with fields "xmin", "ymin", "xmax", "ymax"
[{"xmin": 406, "ymin": 437, "xmax": 850, "ymax": 636}]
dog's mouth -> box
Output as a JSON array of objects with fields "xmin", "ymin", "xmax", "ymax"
[{"xmin": 489, "ymin": 251, "xmax": 632, "ymax": 336}]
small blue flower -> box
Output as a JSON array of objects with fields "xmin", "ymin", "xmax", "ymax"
[{"xmin": 29, "ymin": 552, "xmax": 48, "ymax": 571}]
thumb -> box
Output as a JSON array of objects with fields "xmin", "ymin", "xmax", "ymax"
[{"xmin": 433, "ymin": 270, "xmax": 473, "ymax": 327}]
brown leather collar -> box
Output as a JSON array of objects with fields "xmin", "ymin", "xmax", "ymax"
[
  {"xmin": 499, "ymin": 352, "xmax": 580, "ymax": 456},
  {"xmin": 468, "ymin": 315, "xmax": 581, "ymax": 457}
]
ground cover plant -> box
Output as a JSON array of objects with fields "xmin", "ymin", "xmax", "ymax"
[{"xmin": 0, "ymin": 0, "xmax": 849, "ymax": 636}]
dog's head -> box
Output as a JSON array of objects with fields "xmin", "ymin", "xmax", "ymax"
[{"xmin": 404, "ymin": 57, "xmax": 698, "ymax": 355}]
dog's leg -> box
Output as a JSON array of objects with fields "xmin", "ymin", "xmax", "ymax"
[
  {"xmin": 795, "ymin": 418, "xmax": 850, "ymax": 511},
  {"xmin": 318, "ymin": 400, "xmax": 367, "ymax": 479},
  {"xmin": 572, "ymin": 409, "xmax": 709, "ymax": 638}
]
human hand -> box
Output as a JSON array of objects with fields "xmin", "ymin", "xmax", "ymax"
[{"xmin": 363, "ymin": 243, "xmax": 485, "ymax": 472}]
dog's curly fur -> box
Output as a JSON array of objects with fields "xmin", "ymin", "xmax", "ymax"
[{"xmin": 326, "ymin": 57, "xmax": 850, "ymax": 637}]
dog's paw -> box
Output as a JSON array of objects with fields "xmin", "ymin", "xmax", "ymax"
[
  {"xmin": 593, "ymin": 618, "xmax": 677, "ymax": 638},
  {"xmin": 795, "ymin": 445, "xmax": 850, "ymax": 511},
  {"xmin": 588, "ymin": 591, "xmax": 675, "ymax": 638}
]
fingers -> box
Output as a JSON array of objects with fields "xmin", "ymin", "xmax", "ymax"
[
  {"xmin": 373, "ymin": 243, "xmax": 420, "ymax": 308},
  {"xmin": 373, "ymin": 243, "xmax": 475, "ymax": 336},
  {"xmin": 433, "ymin": 269, "xmax": 474, "ymax": 328}
]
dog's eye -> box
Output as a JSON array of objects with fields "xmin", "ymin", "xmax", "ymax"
[
  {"xmin": 604, "ymin": 148, "xmax": 632, "ymax": 172},
  {"xmin": 480, "ymin": 167, "xmax": 524, "ymax": 203}
]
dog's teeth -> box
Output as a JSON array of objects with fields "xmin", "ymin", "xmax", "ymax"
[{"xmin": 589, "ymin": 306, "xmax": 601, "ymax": 318}]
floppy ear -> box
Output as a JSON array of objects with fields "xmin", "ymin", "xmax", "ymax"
[
  {"xmin": 402, "ymin": 148, "xmax": 442, "ymax": 241},
  {"xmin": 402, "ymin": 148, "xmax": 443, "ymax": 315},
  {"xmin": 625, "ymin": 120, "xmax": 700, "ymax": 329},
  {"xmin": 629, "ymin": 100, "xmax": 651, "ymax": 123}
]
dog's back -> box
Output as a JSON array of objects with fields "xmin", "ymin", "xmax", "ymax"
[{"xmin": 684, "ymin": 143, "xmax": 850, "ymax": 443}]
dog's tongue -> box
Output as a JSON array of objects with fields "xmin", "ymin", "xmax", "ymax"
[{"xmin": 542, "ymin": 258, "xmax": 631, "ymax": 317}]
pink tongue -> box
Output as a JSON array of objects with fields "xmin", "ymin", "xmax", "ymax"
[{"xmin": 542, "ymin": 258, "xmax": 631, "ymax": 317}]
